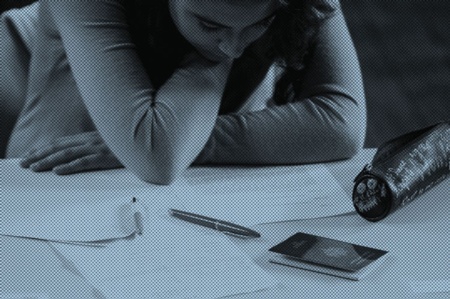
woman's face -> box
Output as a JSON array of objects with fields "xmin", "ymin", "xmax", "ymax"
[{"xmin": 169, "ymin": 0, "xmax": 279, "ymax": 61}]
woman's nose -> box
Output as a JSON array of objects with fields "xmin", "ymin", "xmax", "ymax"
[{"xmin": 218, "ymin": 32, "xmax": 246, "ymax": 59}]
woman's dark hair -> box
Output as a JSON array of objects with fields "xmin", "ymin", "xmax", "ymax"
[
  {"xmin": 125, "ymin": 0, "xmax": 337, "ymax": 92},
  {"xmin": 269, "ymin": 0, "xmax": 337, "ymax": 69}
]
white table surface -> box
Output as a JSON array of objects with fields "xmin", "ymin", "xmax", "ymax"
[{"xmin": 2, "ymin": 149, "xmax": 449, "ymax": 299}]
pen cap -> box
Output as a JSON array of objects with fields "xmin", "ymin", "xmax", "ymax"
[{"xmin": 352, "ymin": 121, "xmax": 450, "ymax": 222}]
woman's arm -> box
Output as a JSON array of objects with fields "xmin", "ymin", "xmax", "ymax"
[
  {"xmin": 134, "ymin": 54, "xmax": 231, "ymax": 183},
  {"xmin": 44, "ymin": 0, "xmax": 230, "ymax": 184},
  {"xmin": 195, "ymin": 6, "xmax": 367, "ymax": 165}
]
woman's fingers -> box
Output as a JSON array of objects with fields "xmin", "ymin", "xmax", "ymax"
[
  {"xmin": 21, "ymin": 139, "xmax": 86, "ymax": 168},
  {"xmin": 53, "ymin": 152, "xmax": 123, "ymax": 175},
  {"xmin": 52, "ymin": 154, "xmax": 98, "ymax": 175},
  {"xmin": 57, "ymin": 131, "xmax": 99, "ymax": 143},
  {"xmin": 26, "ymin": 145, "xmax": 95, "ymax": 172},
  {"xmin": 19, "ymin": 131, "xmax": 122, "ymax": 175}
]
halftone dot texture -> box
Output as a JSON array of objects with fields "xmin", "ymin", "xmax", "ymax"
[
  {"xmin": 1, "ymin": 0, "xmax": 449, "ymax": 298},
  {"xmin": 340, "ymin": 0, "xmax": 450, "ymax": 148}
]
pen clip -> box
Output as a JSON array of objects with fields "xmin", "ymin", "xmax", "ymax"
[
  {"xmin": 222, "ymin": 231, "xmax": 254, "ymax": 239},
  {"xmin": 215, "ymin": 220, "xmax": 259, "ymax": 239}
]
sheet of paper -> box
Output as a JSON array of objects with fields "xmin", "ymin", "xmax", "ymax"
[
  {"xmin": 2, "ymin": 159, "xmax": 151, "ymax": 241},
  {"xmin": 52, "ymin": 207, "xmax": 278, "ymax": 299},
  {"xmin": 165, "ymin": 164, "xmax": 354, "ymax": 226},
  {"xmin": 2, "ymin": 159, "xmax": 352, "ymax": 241},
  {"xmin": 2, "ymin": 294, "xmax": 50, "ymax": 299},
  {"xmin": 408, "ymin": 279, "xmax": 450, "ymax": 294}
]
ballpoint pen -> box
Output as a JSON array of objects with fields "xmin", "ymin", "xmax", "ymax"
[{"xmin": 169, "ymin": 209, "xmax": 261, "ymax": 238}]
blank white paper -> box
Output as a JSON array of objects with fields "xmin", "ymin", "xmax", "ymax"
[
  {"xmin": 408, "ymin": 279, "xmax": 450, "ymax": 294},
  {"xmin": 166, "ymin": 164, "xmax": 353, "ymax": 226},
  {"xmin": 52, "ymin": 207, "xmax": 278, "ymax": 299},
  {"xmin": 2, "ymin": 159, "xmax": 352, "ymax": 242}
]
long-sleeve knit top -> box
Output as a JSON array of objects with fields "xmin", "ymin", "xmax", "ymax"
[{"xmin": 4, "ymin": 0, "xmax": 366, "ymax": 184}]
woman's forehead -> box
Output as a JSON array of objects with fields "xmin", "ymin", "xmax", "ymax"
[{"xmin": 183, "ymin": 0, "xmax": 279, "ymax": 26}]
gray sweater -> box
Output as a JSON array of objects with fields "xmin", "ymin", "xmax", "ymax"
[{"xmin": 4, "ymin": 0, "xmax": 366, "ymax": 183}]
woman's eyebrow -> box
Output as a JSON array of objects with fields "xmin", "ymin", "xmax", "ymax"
[{"xmin": 193, "ymin": 12, "xmax": 276, "ymax": 28}]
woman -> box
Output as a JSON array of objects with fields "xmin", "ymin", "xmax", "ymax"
[{"xmin": 4, "ymin": 0, "xmax": 366, "ymax": 184}]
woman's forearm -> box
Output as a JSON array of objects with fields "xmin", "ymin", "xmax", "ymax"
[
  {"xmin": 46, "ymin": 1, "xmax": 232, "ymax": 184},
  {"xmin": 194, "ymin": 93, "xmax": 366, "ymax": 165},
  {"xmin": 194, "ymin": 5, "xmax": 367, "ymax": 165},
  {"xmin": 130, "ymin": 58, "xmax": 231, "ymax": 184}
]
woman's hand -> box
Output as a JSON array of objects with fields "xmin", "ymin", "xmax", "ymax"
[{"xmin": 21, "ymin": 131, "xmax": 123, "ymax": 175}]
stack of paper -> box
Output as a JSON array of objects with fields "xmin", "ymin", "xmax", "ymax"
[
  {"xmin": 159, "ymin": 163, "xmax": 354, "ymax": 226},
  {"xmin": 52, "ymin": 207, "xmax": 278, "ymax": 299},
  {"xmin": 2, "ymin": 159, "xmax": 353, "ymax": 242},
  {"xmin": 2, "ymin": 159, "xmax": 353, "ymax": 299}
]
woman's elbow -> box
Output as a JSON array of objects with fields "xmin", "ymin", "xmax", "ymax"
[
  {"xmin": 338, "ymin": 131, "xmax": 364, "ymax": 159},
  {"xmin": 334, "ymin": 113, "xmax": 366, "ymax": 159},
  {"xmin": 138, "ymin": 170, "xmax": 176, "ymax": 185},
  {"xmin": 125, "ymin": 154, "xmax": 184, "ymax": 185}
]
